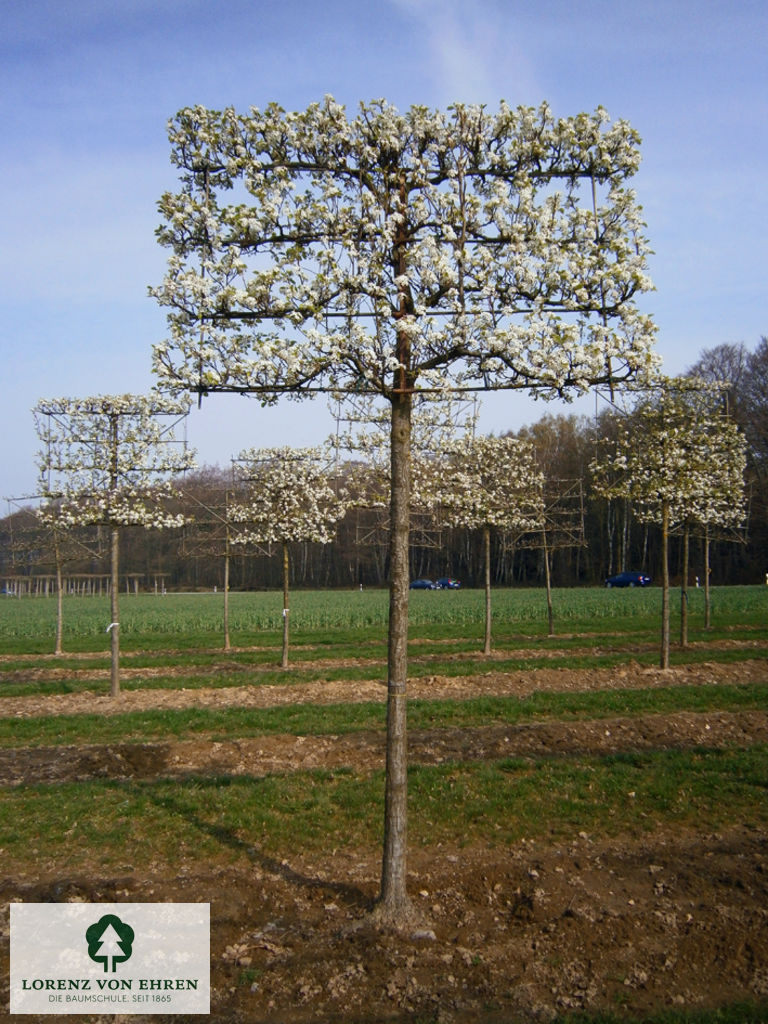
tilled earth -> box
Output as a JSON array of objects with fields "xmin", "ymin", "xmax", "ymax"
[{"xmin": 1, "ymin": 652, "xmax": 768, "ymax": 1022}]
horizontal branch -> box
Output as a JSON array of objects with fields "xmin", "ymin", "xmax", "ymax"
[
  {"xmin": 203, "ymin": 299, "xmax": 624, "ymax": 323},
  {"xmin": 189, "ymin": 371, "xmax": 628, "ymax": 400}
]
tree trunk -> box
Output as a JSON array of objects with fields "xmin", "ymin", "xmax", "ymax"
[
  {"xmin": 621, "ymin": 497, "xmax": 630, "ymax": 571},
  {"xmin": 223, "ymin": 530, "xmax": 231, "ymax": 652},
  {"xmin": 109, "ymin": 524, "xmax": 120, "ymax": 697},
  {"xmin": 543, "ymin": 528, "xmax": 555, "ymax": 637},
  {"xmin": 606, "ymin": 498, "xmax": 615, "ymax": 577},
  {"xmin": 54, "ymin": 532, "xmax": 63, "ymax": 656},
  {"xmin": 281, "ymin": 540, "xmax": 290, "ymax": 669},
  {"xmin": 704, "ymin": 524, "xmax": 712, "ymax": 630},
  {"xmin": 108, "ymin": 413, "xmax": 121, "ymax": 697},
  {"xmin": 483, "ymin": 526, "xmax": 492, "ymax": 655},
  {"xmin": 660, "ymin": 502, "xmax": 670, "ymax": 670},
  {"xmin": 680, "ymin": 523, "xmax": 690, "ymax": 648},
  {"xmin": 376, "ymin": 389, "xmax": 414, "ymax": 925}
]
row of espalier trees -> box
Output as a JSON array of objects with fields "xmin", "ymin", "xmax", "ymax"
[
  {"xmin": 25, "ymin": 398, "xmax": 567, "ymax": 677},
  {"xmin": 27, "ymin": 385, "xmax": 746, "ymax": 682},
  {"xmin": 30, "ymin": 420, "xmax": 348, "ymax": 675},
  {"xmin": 148, "ymin": 96, "xmax": 659, "ymax": 927},
  {"xmin": 179, "ymin": 404, "xmax": 548, "ymax": 665},
  {"xmin": 331, "ymin": 393, "xmax": 547, "ymax": 654}
]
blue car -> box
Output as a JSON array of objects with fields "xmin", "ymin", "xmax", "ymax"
[
  {"xmin": 436, "ymin": 577, "xmax": 461, "ymax": 589},
  {"xmin": 605, "ymin": 571, "xmax": 652, "ymax": 588},
  {"xmin": 409, "ymin": 578, "xmax": 437, "ymax": 590}
]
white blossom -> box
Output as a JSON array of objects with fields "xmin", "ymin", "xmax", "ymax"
[
  {"xmin": 229, "ymin": 445, "xmax": 347, "ymax": 546},
  {"xmin": 435, "ymin": 435, "xmax": 545, "ymax": 534},
  {"xmin": 590, "ymin": 378, "xmax": 747, "ymax": 532},
  {"xmin": 34, "ymin": 393, "xmax": 196, "ymax": 529},
  {"xmin": 151, "ymin": 97, "xmax": 658, "ymax": 403}
]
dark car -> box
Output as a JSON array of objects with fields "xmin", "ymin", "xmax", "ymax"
[
  {"xmin": 605, "ymin": 571, "xmax": 652, "ymax": 588},
  {"xmin": 436, "ymin": 577, "xmax": 461, "ymax": 589},
  {"xmin": 409, "ymin": 578, "xmax": 437, "ymax": 590}
]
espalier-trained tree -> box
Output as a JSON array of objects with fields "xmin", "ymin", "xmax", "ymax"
[
  {"xmin": 229, "ymin": 446, "xmax": 347, "ymax": 667},
  {"xmin": 34, "ymin": 504, "xmax": 101, "ymax": 656},
  {"xmin": 688, "ymin": 336, "xmax": 768, "ymax": 584},
  {"xmin": 177, "ymin": 466, "xmax": 274, "ymax": 651},
  {"xmin": 591, "ymin": 380, "xmax": 747, "ymax": 667},
  {"xmin": 437, "ymin": 435, "xmax": 544, "ymax": 653},
  {"xmin": 151, "ymin": 96, "xmax": 657, "ymax": 924},
  {"xmin": 331, "ymin": 392, "xmax": 479, "ymax": 559},
  {"xmin": 673, "ymin": 401, "xmax": 747, "ymax": 636},
  {"xmin": 179, "ymin": 487, "xmax": 238, "ymax": 652},
  {"xmin": 34, "ymin": 395, "xmax": 194, "ymax": 694}
]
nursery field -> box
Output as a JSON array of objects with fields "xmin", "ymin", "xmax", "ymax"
[
  {"xmin": 1, "ymin": 586, "xmax": 768, "ymax": 1023},
  {"xmin": 1, "ymin": 583, "xmax": 767, "ymax": 650}
]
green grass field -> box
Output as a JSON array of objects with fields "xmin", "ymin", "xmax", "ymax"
[
  {"xmin": 1, "ymin": 584, "xmax": 767, "ymax": 651},
  {"xmin": 1, "ymin": 585, "xmax": 767, "ymax": 858},
  {"xmin": 2, "ymin": 585, "xmax": 767, "ymax": 1022}
]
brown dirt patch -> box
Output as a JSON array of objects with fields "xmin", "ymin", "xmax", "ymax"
[
  {"xmin": 1, "ymin": 710, "xmax": 767, "ymax": 787},
  {"xmin": 1, "ymin": 828, "xmax": 767, "ymax": 1023},
  {"xmin": 3, "ymin": 655, "xmax": 768, "ymax": 720}
]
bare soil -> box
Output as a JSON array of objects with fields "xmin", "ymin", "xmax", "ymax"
[{"xmin": 2, "ymin": 653, "xmax": 768, "ymax": 1022}]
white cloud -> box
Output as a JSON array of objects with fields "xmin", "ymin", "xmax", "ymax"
[{"xmin": 388, "ymin": 0, "xmax": 542, "ymax": 103}]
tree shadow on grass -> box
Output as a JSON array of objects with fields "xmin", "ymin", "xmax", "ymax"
[{"xmin": 147, "ymin": 778, "xmax": 373, "ymax": 912}]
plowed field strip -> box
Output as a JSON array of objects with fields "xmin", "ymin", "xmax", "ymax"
[
  {"xmin": 2, "ymin": 637, "xmax": 766, "ymax": 683},
  {"xmin": 2, "ymin": 711, "xmax": 766, "ymax": 786},
  {"xmin": 2, "ymin": 658, "xmax": 768, "ymax": 719}
]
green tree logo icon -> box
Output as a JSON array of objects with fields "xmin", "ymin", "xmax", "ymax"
[{"xmin": 85, "ymin": 914, "xmax": 135, "ymax": 972}]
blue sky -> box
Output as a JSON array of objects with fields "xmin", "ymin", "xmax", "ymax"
[{"xmin": 2, "ymin": 0, "xmax": 766, "ymax": 501}]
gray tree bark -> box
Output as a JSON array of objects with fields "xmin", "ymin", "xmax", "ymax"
[
  {"xmin": 376, "ymin": 389, "xmax": 414, "ymax": 923},
  {"xmin": 660, "ymin": 502, "xmax": 670, "ymax": 670},
  {"xmin": 281, "ymin": 540, "xmax": 290, "ymax": 669}
]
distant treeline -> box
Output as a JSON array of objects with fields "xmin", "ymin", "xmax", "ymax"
[{"xmin": 3, "ymin": 338, "xmax": 767, "ymax": 592}]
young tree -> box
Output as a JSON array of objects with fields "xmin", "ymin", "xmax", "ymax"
[
  {"xmin": 229, "ymin": 446, "xmax": 347, "ymax": 667},
  {"xmin": 34, "ymin": 394, "xmax": 195, "ymax": 695},
  {"xmin": 591, "ymin": 380, "xmax": 746, "ymax": 666},
  {"xmin": 513, "ymin": 414, "xmax": 592, "ymax": 627},
  {"xmin": 151, "ymin": 96, "xmax": 657, "ymax": 924},
  {"xmin": 675, "ymin": 415, "xmax": 747, "ymax": 635},
  {"xmin": 179, "ymin": 487, "xmax": 236, "ymax": 649},
  {"xmin": 34, "ymin": 504, "xmax": 101, "ymax": 655},
  {"xmin": 437, "ymin": 435, "xmax": 544, "ymax": 653},
  {"xmin": 687, "ymin": 337, "xmax": 767, "ymax": 582},
  {"xmin": 513, "ymin": 477, "xmax": 587, "ymax": 636},
  {"xmin": 175, "ymin": 467, "xmax": 272, "ymax": 649}
]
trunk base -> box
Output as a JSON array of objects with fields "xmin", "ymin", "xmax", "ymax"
[{"xmin": 368, "ymin": 896, "xmax": 428, "ymax": 933}]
